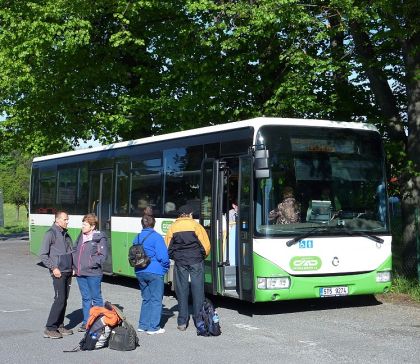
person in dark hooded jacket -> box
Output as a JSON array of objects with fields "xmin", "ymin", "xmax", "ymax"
[
  {"xmin": 164, "ymin": 204, "xmax": 210, "ymax": 331},
  {"xmin": 39, "ymin": 210, "xmax": 74, "ymax": 339},
  {"xmin": 72, "ymin": 213, "xmax": 108, "ymax": 332}
]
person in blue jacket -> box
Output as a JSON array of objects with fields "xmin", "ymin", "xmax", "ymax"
[
  {"xmin": 73, "ymin": 213, "xmax": 108, "ymax": 332},
  {"xmin": 134, "ymin": 214, "xmax": 170, "ymax": 335}
]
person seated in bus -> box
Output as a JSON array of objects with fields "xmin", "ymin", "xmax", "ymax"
[
  {"xmin": 186, "ymin": 198, "xmax": 200, "ymax": 217},
  {"xmin": 164, "ymin": 201, "xmax": 176, "ymax": 215},
  {"xmin": 376, "ymin": 182, "xmax": 386, "ymax": 223},
  {"xmin": 269, "ymin": 186, "xmax": 301, "ymax": 224},
  {"xmin": 320, "ymin": 186, "xmax": 341, "ymax": 212},
  {"xmin": 132, "ymin": 199, "xmax": 154, "ymax": 216},
  {"xmin": 137, "ymin": 199, "xmax": 149, "ymax": 211},
  {"xmin": 143, "ymin": 205, "xmax": 153, "ymax": 217}
]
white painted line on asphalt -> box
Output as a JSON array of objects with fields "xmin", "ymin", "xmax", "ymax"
[
  {"xmin": 233, "ymin": 323, "xmax": 260, "ymax": 331},
  {"xmin": 298, "ymin": 340, "xmax": 317, "ymax": 347},
  {"xmin": 1, "ymin": 309, "xmax": 32, "ymax": 313}
]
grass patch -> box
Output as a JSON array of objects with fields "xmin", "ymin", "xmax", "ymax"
[
  {"xmin": 390, "ymin": 274, "xmax": 420, "ymax": 302},
  {"xmin": 0, "ymin": 203, "xmax": 28, "ymax": 235}
]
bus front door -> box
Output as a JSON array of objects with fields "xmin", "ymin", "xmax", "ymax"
[
  {"xmin": 238, "ymin": 156, "xmax": 254, "ymax": 302},
  {"xmin": 200, "ymin": 158, "xmax": 241, "ymax": 298},
  {"xmin": 200, "ymin": 158, "xmax": 222, "ymax": 295},
  {"xmin": 89, "ymin": 169, "xmax": 113, "ymax": 274}
]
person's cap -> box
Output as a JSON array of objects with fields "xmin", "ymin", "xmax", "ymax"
[{"xmin": 178, "ymin": 204, "xmax": 194, "ymax": 216}]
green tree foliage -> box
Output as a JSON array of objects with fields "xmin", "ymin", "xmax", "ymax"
[
  {"xmin": 0, "ymin": 0, "xmax": 418, "ymax": 273},
  {"xmin": 0, "ymin": 152, "xmax": 31, "ymax": 218}
]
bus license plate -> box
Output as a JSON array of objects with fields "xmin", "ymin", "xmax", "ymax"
[{"xmin": 319, "ymin": 286, "xmax": 349, "ymax": 297}]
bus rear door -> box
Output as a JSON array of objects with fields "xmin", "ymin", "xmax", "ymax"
[{"xmin": 89, "ymin": 169, "xmax": 113, "ymax": 273}]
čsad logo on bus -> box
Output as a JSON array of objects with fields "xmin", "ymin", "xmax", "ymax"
[
  {"xmin": 161, "ymin": 220, "xmax": 174, "ymax": 234},
  {"xmin": 290, "ymin": 256, "xmax": 322, "ymax": 271}
]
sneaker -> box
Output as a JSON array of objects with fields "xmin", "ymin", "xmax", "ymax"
[
  {"xmin": 147, "ymin": 328, "xmax": 165, "ymax": 335},
  {"xmin": 43, "ymin": 329, "xmax": 63, "ymax": 339},
  {"xmin": 137, "ymin": 328, "xmax": 146, "ymax": 333},
  {"xmin": 78, "ymin": 324, "xmax": 86, "ymax": 332},
  {"xmin": 58, "ymin": 325, "xmax": 73, "ymax": 336},
  {"xmin": 177, "ymin": 325, "xmax": 187, "ymax": 331}
]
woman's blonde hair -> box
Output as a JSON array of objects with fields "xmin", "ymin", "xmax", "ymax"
[{"xmin": 82, "ymin": 213, "xmax": 98, "ymax": 227}]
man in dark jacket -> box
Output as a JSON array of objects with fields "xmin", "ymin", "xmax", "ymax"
[
  {"xmin": 39, "ymin": 211, "xmax": 74, "ymax": 339},
  {"xmin": 165, "ymin": 205, "xmax": 210, "ymax": 331}
]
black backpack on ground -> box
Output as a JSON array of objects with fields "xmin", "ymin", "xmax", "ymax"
[
  {"xmin": 108, "ymin": 304, "xmax": 139, "ymax": 351},
  {"xmin": 195, "ymin": 298, "xmax": 221, "ymax": 337},
  {"xmin": 79, "ymin": 315, "xmax": 109, "ymax": 351},
  {"xmin": 64, "ymin": 314, "xmax": 110, "ymax": 352}
]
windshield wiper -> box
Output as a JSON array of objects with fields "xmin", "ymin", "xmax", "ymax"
[
  {"xmin": 333, "ymin": 225, "xmax": 384, "ymax": 244},
  {"xmin": 286, "ymin": 226, "xmax": 329, "ymax": 247},
  {"xmin": 285, "ymin": 224, "xmax": 384, "ymax": 247}
]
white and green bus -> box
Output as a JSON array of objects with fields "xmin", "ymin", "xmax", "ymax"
[{"xmin": 29, "ymin": 117, "xmax": 392, "ymax": 302}]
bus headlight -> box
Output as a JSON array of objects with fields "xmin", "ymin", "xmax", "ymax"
[
  {"xmin": 376, "ymin": 271, "xmax": 391, "ymax": 283},
  {"xmin": 257, "ymin": 277, "xmax": 290, "ymax": 289}
]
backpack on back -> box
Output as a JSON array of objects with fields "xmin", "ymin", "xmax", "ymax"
[
  {"xmin": 195, "ymin": 298, "xmax": 221, "ymax": 337},
  {"xmin": 108, "ymin": 304, "xmax": 139, "ymax": 351},
  {"xmin": 128, "ymin": 231, "xmax": 154, "ymax": 269},
  {"xmin": 128, "ymin": 244, "xmax": 150, "ymax": 269}
]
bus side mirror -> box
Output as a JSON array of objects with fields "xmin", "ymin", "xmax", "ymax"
[{"xmin": 254, "ymin": 149, "xmax": 270, "ymax": 179}]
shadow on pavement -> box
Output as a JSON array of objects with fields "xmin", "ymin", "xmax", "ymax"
[
  {"xmin": 0, "ymin": 232, "xmax": 29, "ymax": 240},
  {"xmin": 207, "ymin": 293, "xmax": 382, "ymax": 317},
  {"xmin": 66, "ymin": 308, "xmax": 83, "ymax": 329},
  {"xmin": 102, "ymin": 274, "xmax": 382, "ymax": 317}
]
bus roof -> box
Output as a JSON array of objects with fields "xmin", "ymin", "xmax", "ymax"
[{"xmin": 33, "ymin": 117, "xmax": 379, "ymax": 162}]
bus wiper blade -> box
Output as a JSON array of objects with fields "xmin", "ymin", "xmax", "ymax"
[
  {"xmin": 334, "ymin": 225, "xmax": 384, "ymax": 244},
  {"xmin": 286, "ymin": 227, "xmax": 328, "ymax": 247}
]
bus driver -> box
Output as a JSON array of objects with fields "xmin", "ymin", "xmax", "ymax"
[{"xmin": 269, "ymin": 186, "xmax": 301, "ymax": 224}]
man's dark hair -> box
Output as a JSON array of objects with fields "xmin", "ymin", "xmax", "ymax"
[
  {"xmin": 141, "ymin": 214, "xmax": 155, "ymax": 228},
  {"xmin": 178, "ymin": 204, "xmax": 194, "ymax": 216},
  {"xmin": 55, "ymin": 210, "xmax": 68, "ymax": 219}
]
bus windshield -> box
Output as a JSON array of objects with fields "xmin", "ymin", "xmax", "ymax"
[{"xmin": 255, "ymin": 125, "xmax": 389, "ymax": 237}]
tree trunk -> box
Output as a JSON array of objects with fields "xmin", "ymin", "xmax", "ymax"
[
  {"xmin": 401, "ymin": 29, "xmax": 420, "ymax": 276},
  {"xmin": 349, "ymin": 21, "xmax": 407, "ymax": 144},
  {"xmin": 330, "ymin": 15, "xmax": 352, "ymax": 121},
  {"xmin": 350, "ymin": 20, "xmax": 419, "ymax": 276}
]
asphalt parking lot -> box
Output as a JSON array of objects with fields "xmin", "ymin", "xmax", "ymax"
[{"xmin": 1, "ymin": 236, "xmax": 419, "ymax": 364}]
